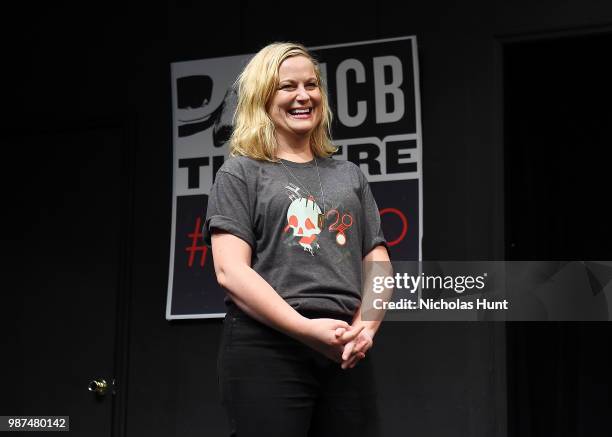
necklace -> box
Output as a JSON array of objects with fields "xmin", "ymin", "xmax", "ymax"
[{"xmin": 279, "ymin": 157, "xmax": 326, "ymax": 229}]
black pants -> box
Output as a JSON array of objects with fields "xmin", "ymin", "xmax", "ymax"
[{"xmin": 218, "ymin": 307, "xmax": 380, "ymax": 437}]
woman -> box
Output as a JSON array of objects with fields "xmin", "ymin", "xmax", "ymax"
[{"xmin": 203, "ymin": 42, "xmax": 391, "ymax": 437}]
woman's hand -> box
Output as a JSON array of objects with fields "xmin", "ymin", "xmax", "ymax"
[
  {"xmin": 336, "ymin": 244, "xmax": 389, "ymax": 369},
  {"xmin": 299, "ymin": 319, "xmax": 364, "ymax": 363},
  {"xmin": 340, "ymin": 327, "xmax": 375, "ymax": 369}
]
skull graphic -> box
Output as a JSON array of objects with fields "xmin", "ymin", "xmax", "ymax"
[{"xmin": 285, "ymin": 195, "xmax": 322, "ymax": 255}]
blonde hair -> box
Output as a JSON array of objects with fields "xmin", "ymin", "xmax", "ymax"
[{"xmin": 229, "ymin": 42, "xmax": 337, "ymax": 161}]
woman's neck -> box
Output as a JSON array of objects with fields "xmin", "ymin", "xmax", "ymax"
[{"xmin": 276, "ymin": 138, "xmax": 313, "ymax": 163}]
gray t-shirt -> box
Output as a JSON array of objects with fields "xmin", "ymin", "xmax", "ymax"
[{"xmin": 203, "ymin": 155, "xmax": 388, "ymax": 318}]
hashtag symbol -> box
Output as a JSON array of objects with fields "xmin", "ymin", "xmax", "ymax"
[{"xmin": 186, "ymin": 216, "xmax": 208, "ymax": 267}]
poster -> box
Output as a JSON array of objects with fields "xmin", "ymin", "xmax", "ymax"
[{"xmin": 167, "ymin": 36, "xmax": 422, "ymax": 319}]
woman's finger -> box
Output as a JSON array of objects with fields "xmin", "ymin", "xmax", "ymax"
[
  {"xmin": 352, "ymin": 334, "xmax": 373, "ymax": 355},
  {"xmin": 349, "ymin": 352, "xmax": 366, "ymax": 368},
  {"xmin": 342, "ymin": 340, "xmax": 355, "ymax": 361},
  {"xmin": 340, "ymin": 325, "xmax": 364, "ymax": 343},
  {"xmin": 342, "ymin": 351, "xmax": 365, "ymax": 369}
]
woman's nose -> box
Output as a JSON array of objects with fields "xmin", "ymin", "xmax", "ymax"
[{"xmin": 295, "ymin": 86, "xmax": 310, "ymax": 101}]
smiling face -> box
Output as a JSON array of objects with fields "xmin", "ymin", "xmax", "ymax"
[{"xmin": 267, "ymin": 55, "xmax": 323, "ymax": 145}]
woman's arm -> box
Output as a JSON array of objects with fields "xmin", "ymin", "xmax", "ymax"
[
  {"xmin": 341, "ymin": 244, "xmax": 393, "ymax": 369},
  {"xmin": 211, "ymin": 230, "xmax": 363, "ymax": 362}
]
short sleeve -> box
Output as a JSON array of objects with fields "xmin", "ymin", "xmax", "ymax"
[
  {"xmin": 360, "ymin": 175, "xmax": 390, "ymax": 258},
  {"xmin": 202, "ymin": 170, "xmax": 255, "ymax": 249}
]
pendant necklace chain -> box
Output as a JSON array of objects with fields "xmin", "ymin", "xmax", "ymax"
[{"xmin": 279, "ymin": 156, "xmax": 327, "ymax": 227}]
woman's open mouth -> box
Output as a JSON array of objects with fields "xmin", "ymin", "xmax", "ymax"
[{"xmin": 287, "ymin": 107, "xmax": 313, "ymax": 119}]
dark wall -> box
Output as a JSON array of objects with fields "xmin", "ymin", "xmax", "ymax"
[
  {"xmin": 6, "ymin": 1, "xmax": 612, "ymax": 436},
  {"xmin": 504, "ymin": 33, "xmax": 612, "ymax": 437}
]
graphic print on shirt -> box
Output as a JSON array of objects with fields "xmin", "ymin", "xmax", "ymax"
[
  {"xmin": 282, "ymin": 183, "xmax": 355, "ymax": 256},
  {"xmin": 283, "ymin": 183, "xmax": 323, "ymax": 255},
  {"xmin": 326, "ymin": 209, "xmax": 354, "ymax": 246}
]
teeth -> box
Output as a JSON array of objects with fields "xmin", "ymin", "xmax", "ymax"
[{"xmin": 289, "ymin": 108, "xmax": 311, "ymax": 114}]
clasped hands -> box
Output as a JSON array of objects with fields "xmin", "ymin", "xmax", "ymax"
[{"xmin": 303, "ymin": 318, "xmax": 374, "ymax": 370}]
